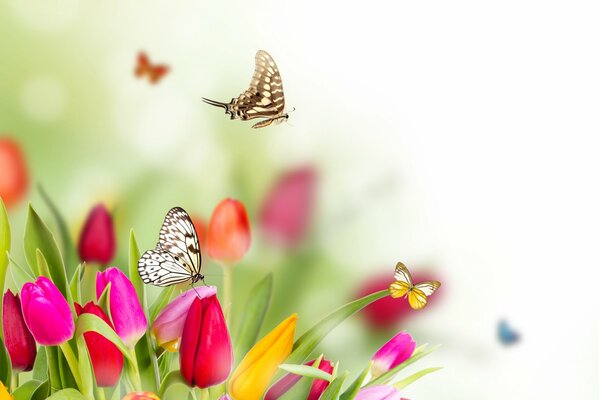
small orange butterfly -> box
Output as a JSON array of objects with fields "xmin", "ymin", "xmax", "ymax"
[{"xmin": 135, "ymin": 52, "xmax": 169, "ymax": 84}]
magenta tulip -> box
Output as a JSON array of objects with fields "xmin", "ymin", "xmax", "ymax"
[
  {"xmin": 355, "ymin": 386, "xmax": 404, "ymax": 400},
  {"xmin": 264, "ymin": 357, "xmax": 334, "ymax": 400},
  {"xmin": 75, "ymin": 302, "xmax": 124, "ymax": 386},
  {"xmin": 78, "ymin": 203, "xmax": 116, "ymax": 264},
  {"xmin": 20, "ymin": 277, "xmax": 74, "ymax": 345},
  {"xmin": 180, "ymin": 294, "xmax": 232, "ymax": 388},
  {"xmin": 2, "ymin": 290, "xmax": 36, "ymax": 371},
  {"xmin": 96, "ymin": 267, "xmax": 147, "ymax": 347},
  {"xmin": 371, "ymin": 331, "xmax": 416, "ymax": 377},
  {"xmin": 151, "ymin": 286, "xmax": 217, "ymax": 352},
  {"xmin": 259, "ymin": 167, "xmax": 316, "ymax": 247}
]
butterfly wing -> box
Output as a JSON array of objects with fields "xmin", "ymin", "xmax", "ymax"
[
  {"xmin": 158, "ymin": 207, "xmax": 201, "ymax": 277},
  {"xmin": 498, "ymin": 320, "xmax": 519, "ymax": 345},
  {"xmin": 135, "ymin": 52, "xmax": 150, "ymax": 77},
  {"xmin": 389, "ymin": 262, "xmax": 414, "ymax": 298},
  {"xmin": 229, "ymin": 50, "xmax": 286, "ymax": 121},
  {"xmin": 148, "ymin": 65, "xmax": 169, "ymax": 83},
  {"xmin": 407, "ymin": 281, "xmax": 440, "ymax": 310},
  {"xmin": 138, "ymin": 249, "xmax": 193, "ymax": 287}
]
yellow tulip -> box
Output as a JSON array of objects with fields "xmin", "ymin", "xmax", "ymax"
[
  {"xmin": 0, "ymin": 381, "xmax": 12, "ymax": 400},
  {"xmin": 228, "ymin": 314, "xmax": 298, "ymax": 400}
]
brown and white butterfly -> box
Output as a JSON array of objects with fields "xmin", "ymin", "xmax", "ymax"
[{"xmin": 202, "ymin": 50, "xmax": 291, "ymax": 129}]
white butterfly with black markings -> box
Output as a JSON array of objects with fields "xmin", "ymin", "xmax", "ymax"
[
  {"xmin": 202, "ymin": 50, "xmax": 292, "ymax": 129},
  {"xmin": 138, "ymin": 207, "xmax": 204, "ymax": 287}
]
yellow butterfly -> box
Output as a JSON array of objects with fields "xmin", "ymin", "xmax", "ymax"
[{"xmin": 389, "ymin": 262, "xmax": 441, "ymax": 310}]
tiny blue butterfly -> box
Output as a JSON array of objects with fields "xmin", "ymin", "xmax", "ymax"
[{"xmin": 498, "ymin": 320, "xmax": 520, "ymax": 345}]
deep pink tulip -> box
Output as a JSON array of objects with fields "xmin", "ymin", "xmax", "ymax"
[
  {"xmin": 20, "ymin": 277, "xmax": 74, "ymax": 345},
  {"xmin": 179, "ymin": 295, "xmax": 232, "ymax": 388},
  {"xmin": 96, "ymin": 267, "xmax": 147, "ymax": 347},
  {"xmin": 264, "ymin": 358, "xmax": 334, "ymax": 400},
  {"xmin": 371, "ymin": 331, "xmax": 416, "ymax": 377},
  {"xmin": 259, "ymin": 167, "xmax": 316, "ymax": 247},
  {"xmin": 207, "ymin": 198, "xmax": 251, "ymax": 264},
  {"xmin": 75, "ymin": 302, "xmax": 124, "ymax": 386},
  {"xmin": 2, "ymin": 290, "xmax": 36, "ymax": 371},
  {"xmin": 78, "ymin": 204, "xmax": 116, "ymax": 264},
  {"xmin": 355, "ymin": 386, "xmax": 404, "ymax": 400},
  {"xmin": 151, "ymin": 286, "xmax": 217, "ymax": 352}
]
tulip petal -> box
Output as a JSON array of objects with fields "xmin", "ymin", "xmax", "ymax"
[
  {"xmin": 371, "ymin": 331, "xmax": 416, "ymax": 377},
  {"xmin": 179, "ymin": 298, "xmax": 203, "ymax": 386},
  {"xmin": 2, "ymin": 290, "xmax": 36, "ymax": 371},
  {"xmin": 207, "ymin": 199, "xmax": 251, "ymax": 264},
  {"xmin": 355, "ymin": 386, "xmax": 403, "ymax": 400}
]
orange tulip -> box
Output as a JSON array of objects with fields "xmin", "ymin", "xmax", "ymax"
[
  {"xmin": 207, "ymin": 198, "xmax": 251, "ymax": 264},
  {"xmin": 0, "ymin": 137, "xmax": 28, "ymax": 209}
]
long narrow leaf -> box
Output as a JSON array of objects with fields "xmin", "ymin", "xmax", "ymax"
[
  {"xmin": 394, "ymin": 367, "xmax": 443, "ymax": 390},
  {"xmin": 149, "ymin": 286, "xmax": 176, "ymax": 322},
  {"xmin": 319, "ymin": 371, "xmax": 349, "ymax": 400},
  {"xmin": 75, "ymin": 313, "xmax": 135, "ymax": 365},
  {"xmin": 367, "ymin": 344, "xmax": 440, "ymax": 387},
  {"xmin": 0, "ymin": 337, "xmax": 11, "ymax": 387},
  {"xmin": 158, "ymin": 370, "xmax": 190, "ymax": 398},
  {"xmin": 278, "ymin": 363, "xmax": 333, "ymax": 382},
  {"xmin": 128, "ymin": 230, "xmax": 146, "ymax": 309},
  {"xmin": 340, "ymin": 362, "xmax": 372, "ymax": 400}
]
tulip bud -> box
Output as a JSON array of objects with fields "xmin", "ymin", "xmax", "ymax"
[
  {"xmin": 180, "ymin": 294, "xmax": 232, "ymax": 388},
  {"xmin": 2, "ymin": 290, "xmax": 36, "ymax": 371},
  {"xmin": 78, "ymin": 204, "xmax": 116, "ymax": 264},
  {"xmin": 75, "ymin": 302, "xmax": 124, "ymax": 386},
  {"xmin": 264, "ymin": 357, "xmax": 333, "ymax": 400},
  {"xmin": 371, "ymin": 331, "xmax": 416, "ymax": 377},
  {"xmin": 228, "ymin": 314, "xmax": 297, "ymax": 400},
  {"xmin": 96, "ymin": 267, "xmax": 147, "ymax": 347},
  {"xmin": 355, "ymin": 386, "xmax": 404, "ymax": 400},
  {"xmin": 121, "ymin": 392, "xmax": 160, "ymax": 400},
  {"xmin": 207, "ymin": 198, "xmax": 251, "ymax": 264},
  {"xmin": 0, "ymin": 137, "xmax": 28, "ymax": 210},
  {"xmin": 20, "ymin": 277, "xmax": 74, "ymax": 346},
  {"xmin": 151, "ymin": 286, "xmax": 216, "ymax": 352},
  {"xmin": 259, "ymin": 167, "xmax": 316, "ymax": 247}
]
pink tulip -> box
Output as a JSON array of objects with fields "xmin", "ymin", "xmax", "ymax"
[
  {"xmin": 78, "ymin": 204, "xmax": 116, "ymax": 264},
  {"xmin": 259, "ymin": 167, "xmax": 316, "ymax": 247},
  {"xmin": 151, "ymin": 286, "xmax": 217, "ymax": 352},
  {"xmin": 355, "ymin": 386, "xmax": 404, "ymax": 400},
  {"xmin": 2, "ymin": 290, "xmax": 37, "ymax": 371},
  {"xmin": 96, "ymin": 267, "xmax": 147, "ymax": 347},
  {"xmin": 20, "ymin": 277, "xmax": 74, "ymax": 345},
  {"xmin": 264, "ymin": 358, "xmax": 334, "ymax": 400},
  {"xmin": 180, "ymin": 295, "xmax": 232, "ymax": 388},
  {"xmin": 371, "ymin": 331, "xmax": 416, "ymax": 377}
]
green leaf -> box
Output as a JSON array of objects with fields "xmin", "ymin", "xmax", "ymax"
[
  {"xmin": 0, "ymin": 336, "xmax": 12, "ymax": 387},
  {"xmin": 97, "ymin": 282, "xmax": 113, "ymax": 323},
  {"xmin": 31, "ymin": 380, "xmax": 50, "ymax": 400},
  {"xmin": 46, "ymin": 346, "xmax": 63, "ymax": 392},
  {"xmin": 280, "ymin": 290, "xmax": 388, "ymax": 378},
  {"xmin": 367, "ymin": 344, "xmax": 440, "ymax": 387},
  {"xmin": 135, "ymin": 330, "xmax": 160, "ymax": 393},
  {"xmin": 278, "ymin": 356, "xmax": 323, "ymax": 400},
  {"xmin": 319, "ymin": 371, "xmax": 348, "ymax": 400},
  {"xmin": 149, "ymin": 286, "xmax": 176, "ymax": 322},
  {"xmin": 69, "ymin": 264, "xmax": 83, "ymax": 306},
  {"xmin": 12, "ymin": 379, "xmax": 45, "ymax": 400},
  {"xmin": 24, "ymin": 205, "xmax": 69, "ymax": 299},
  {"xmin": 394, "ymin": 367, "xmax": 443, "ymax": 390},
  {"xmin": 38, "ymin": 185, "xmax": 77, "ymax": 278},
  {"xmin": 278, "ymin": 364, "xmax": 333, "ymax": 382},
  {"xmin": 234, "ymin": 273, "xmax": 273, "ymax": 362},
  {"xmin": 0, "ymin": 199, "xmax": 10, "ymax": 339},
  {"xmin": 36, "ymin": 249, "xmax": 52, "ymax": 279},
  {"xmin": 75, "ymin": 313, "xmax": 135, "ymax": 365},
  {"xmin": 76, "ymin": 336, "xmax": 95, "ymax": 399},
  {"xmin": 128, "ymin": 230, "xmax": 146, "ymax": 310},
  {"xmin": 46, "ymin": 389, "xmax": 89, "ymax": 400},
  {"xmin": 340, "ymin": 362, "xmax": 372, "ymax": 400},
  {"xmin": 32, "ymin": 346, "xmax": 49, "ymax": 381},
  {"xmin": 158, "ymin": 370, "xmax": 190, "ymax": 398},
  {"xmin": 7, "ymin": 252, "xmax": 35, "ymax": 284}
]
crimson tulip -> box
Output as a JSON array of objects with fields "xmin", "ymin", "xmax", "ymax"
[
  {"xmin": 207, "ymin": 198, "xmax": 251, "ymax": 264},
  {"xmin": 78, "ymin": 203, "xmax": 115, "ymax": 264},
  {"xmin": 0, "ymin": 137, "xmax": 28, "ymax": 210},
  {"xmin": 75, "ymin": 302, "xmax": 124, "ymax": 386},
  {"xmin": 96, "ymin": 267, "xmax": 147, "ymax": 347},
  {"xmin": 2, "ymin": 290, "xmax": 36, "ymax": 371},
  {"xmin": 20, "ymin": 276, "xmax": 74, "ymax": 345},
  {"xmin": 259, "ymin": 167, "xmax": 316, "ymax": 247},
  {"xmin": 179, "ymin": 294, "xmax": 232, "ymax": 388},
  {"xmin": 264, "ymin": 357, "xmax": 334, "ymax": 400}
]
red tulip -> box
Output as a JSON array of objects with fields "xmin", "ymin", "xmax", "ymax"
[
  {"xmin": 207, "ymin": 198, "xmax": 251, "ymax": 264},
  {"xmin": 357, "ymin": 270, "xmax": 443, "ymax": 330},
  {"xmin": 259, "ymin": 167, "xmax": 316, "ymax": 248},
  {"xmin": 264, "ymin": 358, "xmax": 334, "ymax": 400},
  {"xmin": 179, "ymin": 295, "xmax": 232, "ymax": 388},
  {"xmin": 2, "ymin": 290, "xmax": 37, "ymax": 371},
  {"xmin": 0, "ymin": 137, "xmax": 28, "ymax": 209},
  {"xmin": 78, "ymin": 204, "xmax": 116, "ymax": 264},
  {"xmin": 75, "ymin": 302, "xmax": 124, "ymax": 386}
]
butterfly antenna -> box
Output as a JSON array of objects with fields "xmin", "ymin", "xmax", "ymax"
[
  {"xmin": 288, "ymin": 107, "xmax": 296, "ymax": 113},
  {"xmin": 202, "ymin": 97, "xmax": 228, "ymax": 110}
]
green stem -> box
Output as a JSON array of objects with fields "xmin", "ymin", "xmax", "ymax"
[
  {"xmin": 222, "ymin": 263, "xmax": 233, "ymax": 326},
  {"xmin": 200, "ymin": 388, "xmax": 209, "ymax": 400},
  {"xmin": 10, "ymin": 373, "xmax": 18, "ymax": 392},
  {"xmin": 59, "ymin": 342, "xmax": 83, "ymax": 390},
  {"xmin": 81, "ymin": 263, "xmax": 100, "ymax": 303},
  {"xmin": 95, "ymin": 387, "xmax": 107, "ymax": 400},
  {"xmin": 125, "ymin": 347, "xmax": 143, "ymax": 392}
]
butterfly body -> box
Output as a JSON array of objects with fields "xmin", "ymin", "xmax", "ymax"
[
  {"xmin": 202, "ymin": 50, "xmax": 289, "ymax": 129},
  {"xmin": 138, "ymin": 207, "xmax": 204, "ymax": 287},
  {"xmin": 389, "ymin": 262, "xmax": 441, "ymax": 310}
]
